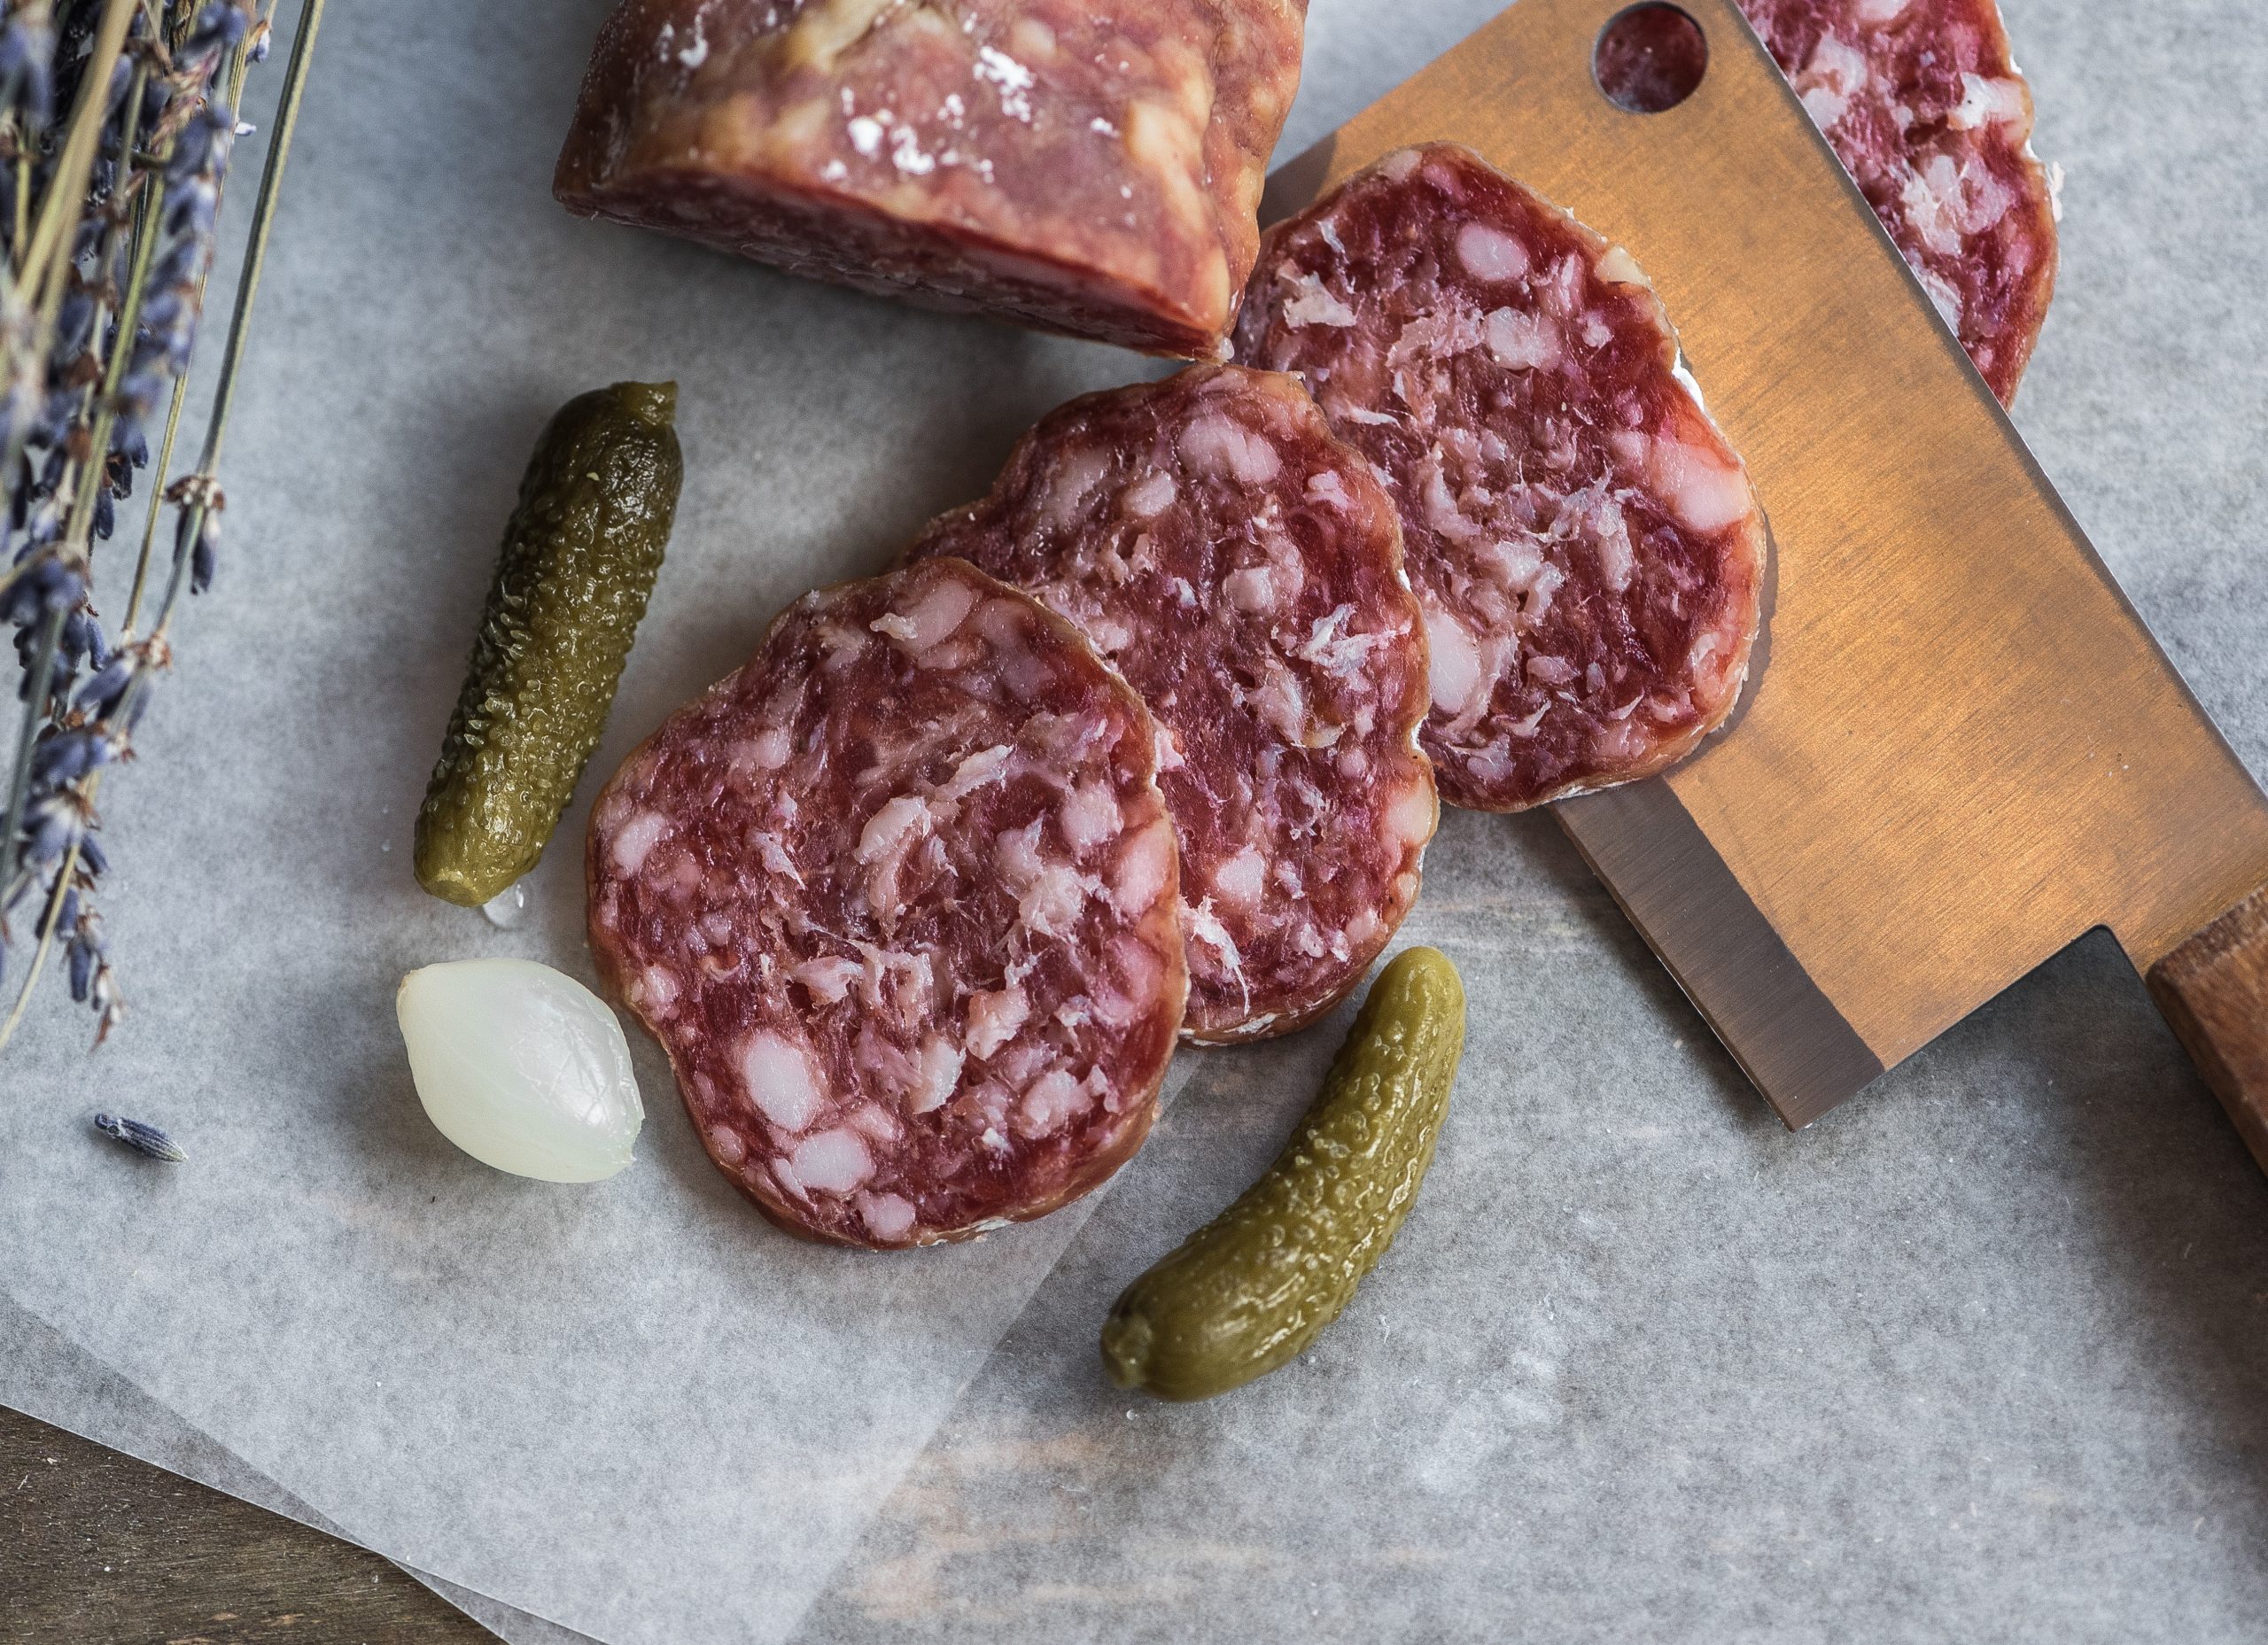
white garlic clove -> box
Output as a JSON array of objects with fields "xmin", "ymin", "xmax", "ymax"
[{"xmin": 397, "ymin": 958, "xmax": 643, "ymax": 1183}]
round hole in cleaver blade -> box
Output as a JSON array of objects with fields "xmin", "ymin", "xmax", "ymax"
[{"xmin": 1594, "ymin": 3, "xmax": 1709, "ymax": 113}]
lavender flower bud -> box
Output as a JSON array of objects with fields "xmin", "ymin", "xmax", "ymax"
[
  {"xmin": 56, "ymin": 288, "xmax": 95, "ymax": 355},
  {"xmin": 116, "ymin": 367, "xmax": 167, "ymax": 421},
  {"xmin": 3, "ymin": 555, "xmax": 84, "ymax": 625},
  {"xmin": 165, "ymin": 175, "xmax": 217, "ymax": 238},
  {"xmin": 92, "ymin": 1113, "xmax": 184, "ymax": 1163},
  {"xmin": 74, "ymin": 656, "xmax": 135, "ymax": 716},
  {"xmin": 183, "ymin": 507, "xmax": 220, "ymax": 595},
  {"xmin": 1, "ymin": 19, "xmax": 57, "ymax": 128},
  {"xmin": 65, "ymin": 903, "xmax": 105, "ymax": 1004},
  {"xmin": 30, "ymin": 727, "xmax": 113, "ymax": 786},
  {"xmin": 77, "ymin": 832, "xmax": 108, "ymax": 879},
  {"xmin": 23, "ymin": 789, "xmax": 88, "ymax": 865},
  {"xmin": 70, "ymin": 611, "xmax": 108, "ymax": 669},
  {"xmin": 188, "ymin": 3, "xmax": 252, "ymax": 55},
  {"xmin": 19, "ymin": 499, "xmax": 61, "ymax": 551},
  {"xmin": 153, "ymin": 232, "xmax": 201, "ymax": 290},
  {"xmin": 67, "ymin": 928, "xmax": 94, "ymax": 1000},
  {"xmin": 139, "ymin": 290, "xmax": 186, "ymax": 335},
  {"xmin": 168, "ymin": 105, "xmax": 236, "ymax": 182}
]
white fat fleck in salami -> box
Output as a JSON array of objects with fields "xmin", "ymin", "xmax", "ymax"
[
  {"xmin": 586, "ymin": 559, "xmax": 1185, "ymax": 1248},
  {"xmin": 553, "ymin": 0, "xmax": 1309, "ymax": 359},
  {"xmin": 910, "ymin": 366, "xmax": 1435, "ymax": 1041},
  {"xmin": 1234, "ymin": 145, "xmax": 1767, "ymax": 814},
  {"xmin": 1736, "ymin": 0, "xmax": 2056, "ymax": 403}
]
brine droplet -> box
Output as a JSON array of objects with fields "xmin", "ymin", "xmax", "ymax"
[{"xmin": 482, "ymin": 883, "xmax": 529, "ymax": 929}]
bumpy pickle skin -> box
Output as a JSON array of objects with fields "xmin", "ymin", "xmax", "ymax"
[
  {"xmin": 415, "ymin": 382, "xmax": 682, "ymax": 906},
  {"xmin": 1101, "ymin": 946, "xmax": 1466, "ymax": 1401}
]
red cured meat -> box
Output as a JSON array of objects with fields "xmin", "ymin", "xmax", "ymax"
[
  {"xmin": 1737, "ymin": 0, "xmax": 2057, "ymax": 403},
  {"xmin": 911, "ymin": 366, "xmax": 1435, "ymax": 1042},
  {"xmin": 586, "ymin": 559, "xmax": 1186, "ymax": 1248},
  {"xmin": 555, "ymin": 0, "xmax": 1308, "ymax": 359},
  {"xmin": 1234, "ymin": 145, "xmax": 1767, "ymax": 814},
  {"xmin": 1593, "ymin": 4, "xmax": 1710, "ymax": 114}
]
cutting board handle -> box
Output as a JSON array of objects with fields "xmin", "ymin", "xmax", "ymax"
[{"xmin": 2148, "ymin": 883, "xmax": 2268, "ymax": 1173}]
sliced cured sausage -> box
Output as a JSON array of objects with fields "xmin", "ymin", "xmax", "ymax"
[
  {"xmin": 1737, "ymin": 0, "xmax": 2057, "ymax": 403},
  {"xmin": 554, "ymin": 0, "xmax": 1308, "ymax": 359},
  {"xmin": 586, "ymin": 559, "xmax": 1185, "ymax": 1248},
  {"xmin": 911, "ymin": 365, "xmax": 1434, "ymax": 1042},
  {"xmin": 1234, "ymin": 144, "xmax": 1766, "ymax": 814}
]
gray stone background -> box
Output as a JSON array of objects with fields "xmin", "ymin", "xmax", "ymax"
[{"xmin": 3, "ymin": 0, "xmax": 2264, "ymax": 1641}]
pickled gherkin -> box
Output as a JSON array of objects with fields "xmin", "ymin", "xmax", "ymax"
[
  {"xmin": 415, "ymin": 382, "xmax": 682, "ymax": 905},
  {"xmin": 1101, "ymin": 946, "xmax": 1465, "ymax": 1401}
]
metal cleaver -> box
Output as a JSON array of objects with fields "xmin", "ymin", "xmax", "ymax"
[{"xmin": 1262, "ymin": 0, "xmax": 2268, "ymax": 1167}]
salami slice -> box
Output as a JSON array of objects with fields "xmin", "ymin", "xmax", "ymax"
[
  {"xmin": 586, "ymin": 559, "xmax": 1186, "ymax": 1248},
  {"xmin": 1233, "ymin": 145, "xmax": 1767, "ymax": 814},
  {"xmin": 554, "ymin": 0, "xmax": 1308, "ymax": 359},
  {"xmin": 911, "ymin": 365, "xmax": 1435, "ymax": 1043},
  {"xmin": 1737, "ymin": 0, "xmax": 2057, "ymax": 403}
]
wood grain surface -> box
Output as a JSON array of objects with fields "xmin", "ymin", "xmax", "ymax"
[
  {"xmin": 0, "ymin": 1406, "xmax": 497, "ymax": 1645},
  {"xmin": 2150, "ymin": 882, "xmax": 2268, "ymax": 1176}
]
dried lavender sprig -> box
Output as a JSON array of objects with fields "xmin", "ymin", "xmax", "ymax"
[
  {"xmin": 1, "ymin": 4, "xmax": 252, "ymax": 927},
  {"xmin": 8, "ymin": 1, "xmax": 129, "ymax": 292},
  {"xmin": 92, "ymin": 1109, "xmax": 183, "ymax": 1160},
  {"xmin": 0, "ymin": 13, "xmax": 157, "ymax": 910},
  {"xmin": 0, "ymin": 0, "xmax": 311, "ymax": 1050}
]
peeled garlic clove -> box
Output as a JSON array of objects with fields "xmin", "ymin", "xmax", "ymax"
[{"xmin": 397, "ymin": 958, "xmax": 643, "ymax": 1182}]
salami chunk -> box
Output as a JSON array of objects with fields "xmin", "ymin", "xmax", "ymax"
[
  {"xmin": 912, "ymin": 366, "xmax": 1434, "ymax": 1042},
  {"xmin": 586, "ymin": 560, "xmax": 1185, "ymax": 1248},
  {"xmin": 1738, "ymin": 0, "xmax": 2057, "ymax": 402},
  {"xmin": 1234, "ymin": 145, "xmax": 1766, "ymax": 814},
  {"xmin": 555, "ymin": 0, "xmax": 1307, "ymax": 359}
]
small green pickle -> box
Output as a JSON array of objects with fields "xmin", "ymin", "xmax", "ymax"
[
  {"xmin": 414, "ymin": 381, "xmax": 683, "ymax": 906},
  {"xmin": 1101, "ymin": 946, "xmax": 1466, "ymax": 1401}
]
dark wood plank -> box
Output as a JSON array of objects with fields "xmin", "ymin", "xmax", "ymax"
[
  {"xmin": 0, "ymin": 1405, "xmax": 499, "ymax": 1645},
  {"xmin": 2149, "ymin": 881, "xmax": 2268, "ymax": 1177}
]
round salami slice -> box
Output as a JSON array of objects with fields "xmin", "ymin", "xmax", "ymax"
[
  {"xmin": 1234, "ymin": 144, "xmax": 1767, "ymax": 814},
  {"xmin": 586, "ymin": 559, "xmax": 1186, "ymax": 1248},
  {"xmin": 1737, "ymin": 0, "xmax": 2058, "ymax": 403},
  {"xmin": 911, "ymin": 365, "xmax": 1435, "ymax": 1043}
]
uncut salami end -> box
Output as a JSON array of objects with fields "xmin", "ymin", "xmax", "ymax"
[
  {"xmin": 913, "ymin": 365, "xmax": 1435, "ymax": 1043},
  {"xmin": 1235, "ymin": 144, "xmax": 1767, "ymax": 814},
  {"xmin": 587, "ymin": 559, "xmax": 1185, "ymax": 1248},
  {"xmin": 555, "ymin": 0, "xmax": 1308, "ymax": 359}
]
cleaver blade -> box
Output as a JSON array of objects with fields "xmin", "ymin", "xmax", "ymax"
[{"xmin": 1263, "ymin": 0, "xmax": 2268, "ymax": 1160}]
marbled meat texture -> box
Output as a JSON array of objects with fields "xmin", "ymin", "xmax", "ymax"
[
  {"xmin": 911, "ymin": 365, "xmax": 1435, "ymax": 1043},
  {"xmin": 586, "ymin": 559, "xmax": 1186, "ymax": 1248},
  {"xmin": 1738, "ymin": 0, "xmax": 2057, "ymax": 403},
  {"xmin": 1234, "ymin": 145, "xmax": 1767, "ymax": 813},
  {"xmin": 555, "ymin": 0, "xmax": 1308, "ymax": 358}
]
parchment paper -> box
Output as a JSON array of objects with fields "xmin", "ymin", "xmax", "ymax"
[
  {"xmin": 0, "ymin": 1290, "xmax": 590, "ymax": 1643},
  {"xmin": 7, "ymin": 0, "xmax": 2268, "ymax": 1641}
]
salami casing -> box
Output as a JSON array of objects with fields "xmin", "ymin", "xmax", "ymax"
[
  {"xmin": 911, "ymin": 366, "xmax": 1435, "ymax": 1042},
  {"xmin": 586, "ymin": 559, "xmax": 1186, "ymax": 1247},
  {"xmin": 554, "ymin": 0, "xmax": 1307, "ymax": 359},
  {"xmin": 1738, "ymin": 0, "xmax": 2057, "ymax": 403},
  {"xmin": 1234, "ymin": 145, "xmax": 1767, "ymax": 814}
]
